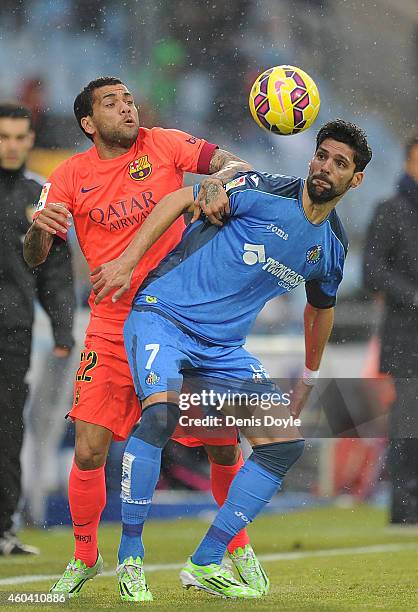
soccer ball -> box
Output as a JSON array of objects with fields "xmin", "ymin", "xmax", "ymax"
[{"xmin": 249, "ymin": 65, "xmax": 320, "ymax": 135}]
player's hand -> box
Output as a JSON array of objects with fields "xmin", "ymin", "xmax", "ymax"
[
  {"xmin": 289, "ymin": 378, "xmax": 314, "ymax": 419},
  {"xmin": 90, "ymin": 256, "xmax": 135, "ymax": 305},
  {"xmin": 192, "ymin": 178, "xmax": 230, "ymax": 226},
  {"xmin": 33, "ymin": 203, "xmax": 72, "ymax": 235}
]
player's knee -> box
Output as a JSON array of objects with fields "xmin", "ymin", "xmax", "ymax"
[
  {"xmin": 250, "ymin": 439, "xmax": 305, "ymax": 479},
  {"xmin": 74, "ymin": 440, "xmax": 108, "ymax": 470},
  {"xmin": 133, "ymin": 402, "xmax": 180, "ymax": 448},
  {"xmin": 205, "ymin": 444, "xmax": 241, "ymax": 466},
  {"xmin": 74, "ymin": 421, "xmax": 112, "ymax": 469}
]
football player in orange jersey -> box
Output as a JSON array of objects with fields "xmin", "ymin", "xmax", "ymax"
[{"xmin": 24, "ymin": 77, "xmax": 267, "ymax": 600}]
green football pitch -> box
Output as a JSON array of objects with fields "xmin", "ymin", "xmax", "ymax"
[{"xmin": 0, "ymin": 506, "xmax": 417, "ymax": 611}]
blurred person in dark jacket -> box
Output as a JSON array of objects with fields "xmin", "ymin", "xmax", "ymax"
[
  {"xmin": 363, "ymin": 135, "xmax": 418, "ymax": 524},
  {"xmin": 0, "ymin": 103, "xmax": 75, "ymax": 553}
]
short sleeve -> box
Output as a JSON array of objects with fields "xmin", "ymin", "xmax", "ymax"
[
  {"xmin": 306, "ymin": 209, "xmax": 348, "ymax": 309},
  {"xmin": 226, "ymin": 173, "xmax": 257, "ymax": 216},
  {"xmin": 305, "ymin": 259, "xmax": 345, "ymax": 309},
  {"xmin": 154, "ymin": 128, "xmax": 218, "ymax": 174},
  {"xmin": 193, "ymin": 172, "xmax": 254, "ymax": 219},
  {"xmin": 33, "ymin": 159, "xmax": 75, "ymax": 240}
]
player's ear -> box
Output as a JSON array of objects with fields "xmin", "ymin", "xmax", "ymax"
[
  {"xmin": 81, "ymin": 116, "xmax": 95, "ymax": 138},
  {"xmin": 350, "ymin": 171, "xmax": 364, "ymax": 189}
]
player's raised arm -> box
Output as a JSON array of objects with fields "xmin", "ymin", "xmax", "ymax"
[
  {"xmin": 23, "ymin": 223, "xmax": 54, "ymax": 268},
  {"xmin": 91, "ymin": 185, "xmax": 222, "ymax": 304},
  {"xmin": 290, "ymin": 303, "xmax": 334, "ymax": 418},
  {"xmin": 24, "ymin": 203, "xmax": 71, "ymax": 267},
  {"xmin": 192, "ymin": 149, "xmax": 252, "ymax": 226}
]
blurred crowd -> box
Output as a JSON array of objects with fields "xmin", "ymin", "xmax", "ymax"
[{"xmin": 0, "ymin": 1, "xmax": 413, "ymax": 326}]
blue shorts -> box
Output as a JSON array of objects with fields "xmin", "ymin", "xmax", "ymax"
[{"xmin": 124, "ymin": 309, "xmax": 273, "ymax": 401}]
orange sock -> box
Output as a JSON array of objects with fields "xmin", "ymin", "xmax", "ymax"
[
  {"xmin": 68, "ymin": 461, "xmax": 106, "ymax": 567},
  {"xmin": 209, "ymin": 452, "xmax": 250, "ymax": 553}
]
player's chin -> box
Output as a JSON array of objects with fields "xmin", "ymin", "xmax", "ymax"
[
  {"xmin": 312, "ymin": 194, "xmax": 335, "ymax": 205},
  {"xmin": 2, "ymin": 160, "xmax": 23, "ymax": 171},
  {"xmin": 307, "ymin": 183, "xmax": 336, "ymax": 204},
  {"xmin": 116, "ymin": 127, "xmax": 139, "ymax": 147},
  {"xmin": 308, "ymin": 189, "xmax": 331, "ymax": 204}
]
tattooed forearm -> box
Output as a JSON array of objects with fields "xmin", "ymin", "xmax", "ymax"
[
  {"xmin": 208, "ymin": 149, "xmax": 252, "ymax": 182},
  {"xmin": 23, "ymin": 224, "xmax": 54, "ymax": 268}
]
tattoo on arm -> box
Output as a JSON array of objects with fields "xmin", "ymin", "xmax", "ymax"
[
  {"xmin": 23, "ymin": 224, "xmax": 54, "ymax": 268},
  {"xmin": 208, "ymin": 149, "xmax": 252, "ymax": 182}
]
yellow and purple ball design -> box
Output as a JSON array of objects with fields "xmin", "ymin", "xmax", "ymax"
[{"xmin": 249, "ymin": 65, "xmax": 320, "ymax": 135}]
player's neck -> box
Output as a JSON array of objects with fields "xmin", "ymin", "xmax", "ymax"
[
  {"xmin": 94, "ymin": 140, "xmax": 133, "ymax": 160},
  {"xmin": 302, "ymin": 185, "xmax": 338, "ymax": 224}
]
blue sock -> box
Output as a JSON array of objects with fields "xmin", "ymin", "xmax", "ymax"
[
  {"xmin": 192, "ymin": 459, "xmax": 281, "ymax": 566},
  {"xmin": 191, "ymin": 440, "xmax": 304, "ymax": 566},
  {"xmin": 118, "ymin": 437, "xmax": 162, "ymax": 563}
]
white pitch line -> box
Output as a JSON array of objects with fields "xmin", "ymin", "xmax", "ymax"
[{"xmin": 0, "ymin": 543, "xmax": 416, "ymax": 587}]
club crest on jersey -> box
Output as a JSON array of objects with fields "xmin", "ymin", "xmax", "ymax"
[
  {"xmin": 306, "ymin": 245, "xmax": 322, "ymax": 265},
  {"xmin": 145, "ymin": 371, "xmax": 160, "ymax": 385},
  {"xmin": 128, "ymin": 155, "xmax": 152, "ymax": 181}
]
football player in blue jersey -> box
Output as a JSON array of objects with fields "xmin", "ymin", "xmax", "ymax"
[{"xmin": 92, "ymin": 119, "xmax": 372, "ymax": 599}]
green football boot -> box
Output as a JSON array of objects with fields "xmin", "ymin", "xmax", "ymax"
[
  {"xmin": 180, "ymin": 557, "xmax": 261, "ymax": 599},
  {"xmin": 50, "ymin": 553, "xmax": 103, "ymax": 598},
  {"xmin": 117, "ymin": 556, "xmax": 153, "ymax": 602},
  {"xmin": 229, "ymin": 544, "xmax": 270, "ymax": 595}
]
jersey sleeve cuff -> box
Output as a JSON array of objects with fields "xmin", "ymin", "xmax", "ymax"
[
  {"xmin": 197, "ymin": 142, "xmax": 218, "ymax": 174},
  {"xmin": 307, "ymin": 294, "xmax": 336, "ymax": 309},
  {"xmin": 305, "ymin": 281, "xmax": 336, "ymax": 309}
]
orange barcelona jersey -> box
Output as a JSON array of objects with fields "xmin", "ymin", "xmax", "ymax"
[{"xmin": 36, "ymin": 127, "xmax": 217, "ymax": 335}]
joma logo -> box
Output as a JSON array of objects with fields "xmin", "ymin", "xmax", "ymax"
[{"xmin": 266, "ymin": 223, "xmax": 288, "ymax": 241}]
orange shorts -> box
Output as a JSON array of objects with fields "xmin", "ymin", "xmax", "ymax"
[
  {"xmin": 69, "ymin": 333, "xmax": 238, "ymax": 446},
  {"xmin": 69, "ymin": 334, "xmax": 140, "ymax": 441}
]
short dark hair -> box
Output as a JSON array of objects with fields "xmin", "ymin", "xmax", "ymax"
[
  {"xmin": 316, "ymin": 119, "xmax": 372, "ymax": 172},
  {"xmin": 0, "ymin": 102, "xmax": 32, "ymax": 128},
  {"xmin": 73, "ymin": 76, "xmax": 124, "ymax": 140},
  {"xmin": 405, "ymin": 135, "xmax": 418, "ymax": 159}
]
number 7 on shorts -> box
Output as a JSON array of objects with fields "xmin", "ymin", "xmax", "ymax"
[{"xmin": 145, "ymin": 344, "xmax": 160, "ymax": 370}]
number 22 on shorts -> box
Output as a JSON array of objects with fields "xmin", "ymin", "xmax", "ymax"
[{"xmin": 76, "ymin": 350, "xmax": 98, "ymax": 382}]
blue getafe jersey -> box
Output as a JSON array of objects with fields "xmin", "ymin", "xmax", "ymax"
[{"xmin": 133, "ymin": 171, "xmax": 348, "ymax": 346}]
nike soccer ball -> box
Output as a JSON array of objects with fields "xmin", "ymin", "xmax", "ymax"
[{"xmin": 249, "ymin": 65, "xmax": 320, "ymax": 135}]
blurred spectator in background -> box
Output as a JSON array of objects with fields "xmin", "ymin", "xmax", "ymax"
[
  {"xmin": 131, "ymin": 39, "xmax": 186, "ymax": 127},
  {"xmin": 0, "ymin": 0, "xmax": 26, "ymax": 30},
  {"xmin": 363, "ymin": 135, "xmax": 418, "ymax": 525},
  {"xmin": 0, "ymin": 103, "xmax": 75, "ymax": 554},
  {"xmin": 19, "ymin": 77, "xmax": 47, "ymax": 134}
]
